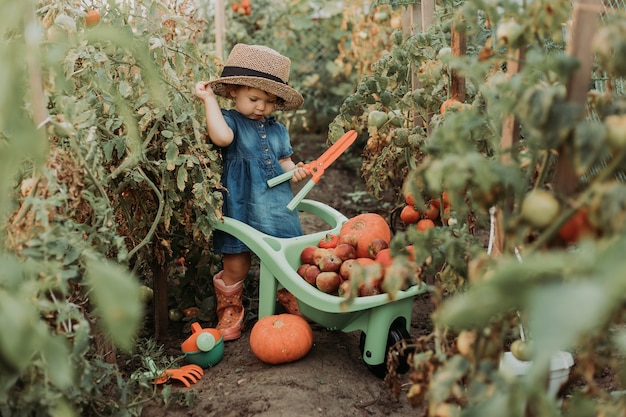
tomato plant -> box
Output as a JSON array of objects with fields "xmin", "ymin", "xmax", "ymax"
[
  {"xmin": 335, "ymin": 0, "xmax": 626, "ymax": 414},
  {"xmin": 1, "ymin": 0, "xmax": 226, "ymax": 414}
]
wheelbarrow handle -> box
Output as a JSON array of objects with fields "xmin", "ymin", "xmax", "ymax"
[
  {"xmin": 267, "ymin": 170, "xmax": 295, "ymax": 188},
  {"xmin": 286, "ymin": 180, "xmax": 316, "ymax": 211}
]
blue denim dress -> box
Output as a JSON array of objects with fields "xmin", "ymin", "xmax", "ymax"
[{"xmin": 213, "ymin": 109, "xmax": 303, "ymax": 254}]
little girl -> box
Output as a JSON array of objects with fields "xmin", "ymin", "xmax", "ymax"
[{"xmin": 194, "ymin": 44, "xmax": 310, "ymax": 341}]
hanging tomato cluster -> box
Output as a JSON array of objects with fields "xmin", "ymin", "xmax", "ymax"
[
  {"xmin": 232, "ymin": 0, "xmax": 252, "ymax": 15},
  {"xmin": 399, "ymin": 191, "xmax": 452, "ymax": 231}
]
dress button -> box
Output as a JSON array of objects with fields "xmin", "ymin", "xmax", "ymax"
[
  {"xmin": 266, "ymin": 159, "xmax": 271, "ymax": 164},
  {"xmin": 263, "ymin": 147, "xmax": 269, "ymax": 152},
  {"xmin": 260, "ymin": 123, "xmax": 264, "ymax": 128},
  {"xmin": 261, "ymin": 134, "xmax": 267, "ymax": 139}
]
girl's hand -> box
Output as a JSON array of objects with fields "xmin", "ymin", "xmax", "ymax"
[
  {"xmin": 290, "ymin": 162, "xmax": 311, "ymax": 183},
  {"xmin": 194, "ymin": 81, "xmax": 215, "ymax": 101}
]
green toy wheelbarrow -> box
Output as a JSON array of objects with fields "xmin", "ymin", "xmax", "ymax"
[{"xmin": 213, "ymin": 199, "xmax": 429, "ymax": 377}]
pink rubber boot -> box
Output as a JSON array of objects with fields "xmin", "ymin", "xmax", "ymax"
[{"xmin": 213, "ymin": 272, "xmax": 245, "ymax": 341}]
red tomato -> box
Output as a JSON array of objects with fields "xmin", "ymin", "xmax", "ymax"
[
  {"xmin": 404, "ymin": 191, "xmax": 415, "ymax": 206},
  {"xmin": 400, "ymin": 205, "xmax": 420, "ymax": 224},
  {"xmin": 425, "ymin": 203, "xmax": 439, "ymax": 220},
  {"xmin": 442, "ymin": 191, "xmax": 450, "ymax": 207},
  {"xmin": 416, "ymin": 219, "xmax": 435, "ymax": 231},
  {"xmin": 374, "ymin": 248, "xmax": 392, "ymax": 267},
  {"xmin": 440, "ymin": 99, "xmax": 462, "ymax": 115},
  {"xmin": 182, "ymin": 307, "xmax": 200, "ymax": 318},
  {"xmin": 85, "ymin": 9, "xmax": 100, "ymax": 27},
  {"xmin": 558, "ymin": 208, "xmax": 594, "ymax": 244},
  {"xmin": 318, "ymin": 233, "xmax": 339, "ymax": 249}
]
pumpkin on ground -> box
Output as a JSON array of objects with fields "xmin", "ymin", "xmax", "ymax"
[
  {"xmin": 249, "ymin": 314, "xmax": 313, "ymax": 365},
  {"xmin": 339, "ymin": 213, "xmax": 391, "ymax": 258}
]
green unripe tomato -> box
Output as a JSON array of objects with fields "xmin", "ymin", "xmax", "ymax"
[
  {"xmin": 437, "ymin": 47, "xmax": 452, "ymax": 59},
  {"xmin": 168, "ymin": 308, "xmax": 183, "ymax": 322},
  {"xmin": 510, "ymin": 339, "xmax": 531, "ymax": 361},
  {"xmin": 520, "ymin": 189, "xmax": 560, "ymax": 229},
  {"xmin": 367, "ymin": 110, "xmax": 388, "ymax": 129},
  {"xmin": 387, "ymin": 110, "xmax": 403, "ymax": 127},
  {"xmin": 392, "ymin": 128, "xmax": 410, "ymax": 147},
  {"xmin": 374, "ymin": 11, "xmax": 390, "ymax": 22},
  {"xmin": 139, "ymin": 285, "xmax": 154, "ymax": 303}
]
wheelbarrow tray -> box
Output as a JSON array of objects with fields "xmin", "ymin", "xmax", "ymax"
[{"xmin": 214, "ymin": 199, "xmax": 429, "ymax": 366}]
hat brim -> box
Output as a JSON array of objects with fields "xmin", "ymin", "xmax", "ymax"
[{"xmin": 207, "ymin": 76, "xmax": 304, "ymax": 111}]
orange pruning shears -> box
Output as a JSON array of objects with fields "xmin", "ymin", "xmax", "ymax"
[{"xmin": 267, "ymin": 130, "xmax": 358, "ymax": 211}]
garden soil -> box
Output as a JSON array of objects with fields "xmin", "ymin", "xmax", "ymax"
[{"xmin": 139, "ymin": 133, "xmax": 430, "ymax": 417}]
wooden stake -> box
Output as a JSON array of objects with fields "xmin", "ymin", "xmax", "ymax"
[
  {"xmin": 500, "ymin": 48, "xmax": 524, "ymax": 165},
  {"xmin": 450, "ymin": 20, "xmax": 466, "ymax": 102},
  {"xmin": 553, "ymin": 0, "xmax": 602, "ymax": 195},
  {"xmin": 153, "ymin": 257, "xmax": 169, "ymax": 339},
  {"xmin": 403, "ymin": 1, "xmax": 436, "ymax": 129},
  {"xmin": 493, "ymin": 45, "xmax": 525, "ymax": 257},
  {"xmin": 215, "ymin": 0, "xmax": 225, "ymax": 60}
]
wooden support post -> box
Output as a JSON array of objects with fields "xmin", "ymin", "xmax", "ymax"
[
  {"xmin": 553, "ymin": 0, "xmax": 602, "ymax": 196},
  {"xmin": 153, "ymin": 257, "xmax": 169, "ymax": 339},
  {"xmin": 215, "ymin": 0, "xmax": 225, "ymax": 60},
  {"xmin": 500, "ymin": 48, "xmax": 525, "ymax": 164},
  {"xmin": 450, "ymin": 20, "xmax": 466, "ymax": 102},
  {"xmin": 403, "ymin": 0, "xmax": 435, "ymax": 129},
  {"xmin": 492, "ymin": 45, "xmax": 524, "ymax": 257}
]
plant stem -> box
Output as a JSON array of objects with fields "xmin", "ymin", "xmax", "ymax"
[{"xmin": 127, "ymin": 167, "xmax": 164, "ymax": 259}]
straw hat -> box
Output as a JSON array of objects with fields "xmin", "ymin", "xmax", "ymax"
[{"xmin": 207, "ymin": 44, "xmax": 304, "ymax": 111}]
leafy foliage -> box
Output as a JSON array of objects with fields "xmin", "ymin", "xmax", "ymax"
[
  {"xmin": 1, "ymin": 0, "xmax": 225, "ymax": 414},
  {"xmin": 0, "ymin": 0, "xmax": 406, "ymax": 414},
  {"xmin": 333, "ymin": 0, "xmax": 626, "ymax": 414}
]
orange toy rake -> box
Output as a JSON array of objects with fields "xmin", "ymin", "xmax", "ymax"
[{"xmin": 137, "ymin": 358, "xmax": 204, "ymax": 388}]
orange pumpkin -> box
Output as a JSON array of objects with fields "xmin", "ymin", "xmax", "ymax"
[
  {"xmin": 339, "ymin": 213, "xmax": 391, "ymax": 258},
  {"xmin": 249, "ymin": 314, "xmax": 313, "ymax": 365}
]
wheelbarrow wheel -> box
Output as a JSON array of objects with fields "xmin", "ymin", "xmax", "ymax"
[{"xmin": 359, "ymin": 319, "xmax": 413, "ymax": 379}]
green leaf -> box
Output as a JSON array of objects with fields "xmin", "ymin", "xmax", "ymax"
[
  {"xmin": 176, "ymin": 166, "xmax": 188, "ymax": 191},
  {"xmin": 527, "ymin": 281, "xmax": 611, "ymax": 355},
  {"xmin": 165, "ymin": 141, "xmax": 178, "ymax": 171},
  {"xmin": 0, "ymin": 291, "xmax": 40, "ymax": 371},
  {"xmin": 118, "ymin": 81, "xmax": 132, "ymax": 98},
  {"xmin": 41, "ymin": 334, "xmax": 74, "ymax": 389},
  {"xmin": 84, "ymin": 258, "xmax": 142, "ymax": 352}
]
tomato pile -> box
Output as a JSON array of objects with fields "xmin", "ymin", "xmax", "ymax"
[
  {"xmin": 296, "ymin": 213, "xmax": 420, "ymax": 298},
  {"xmin": 400, "ymin": 191, "xmax": 452, "ymax": 230},
  {"xmin": 232, "ymin": 0, "xmax": 252, "ymax": 15}
]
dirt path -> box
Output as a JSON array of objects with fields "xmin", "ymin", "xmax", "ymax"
[{"xmin": 140, "ymin": 134, "xmax": 430, "ymax": 416}]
